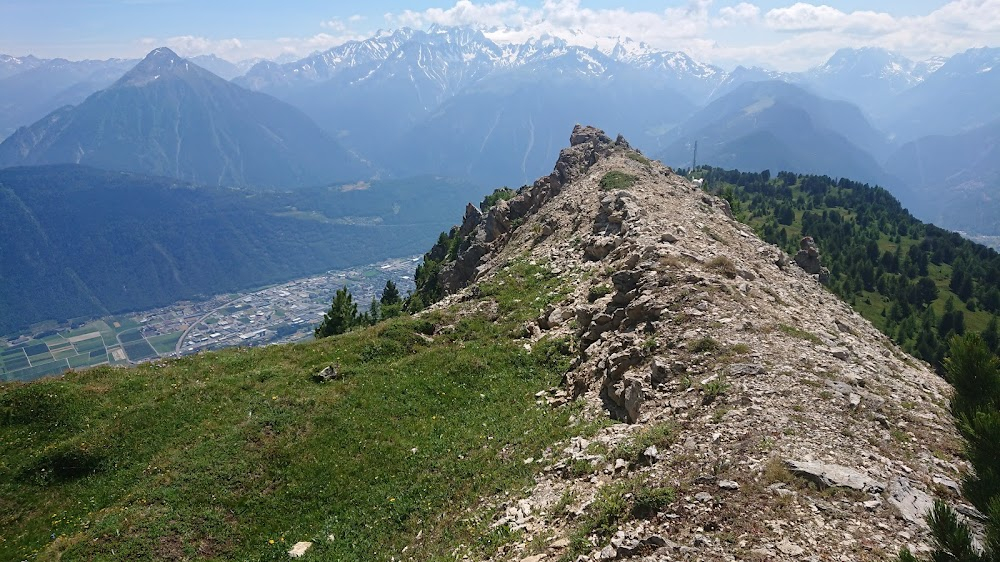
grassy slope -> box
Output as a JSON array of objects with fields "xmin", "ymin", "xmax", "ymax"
[{"xmin": 0, "ymin": 260, "xmax": 587, "ymax": 561}]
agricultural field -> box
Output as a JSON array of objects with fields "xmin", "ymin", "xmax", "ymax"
[{"xmin": 0, "ymin": 321, "xmax": 122, "ymax": 382}]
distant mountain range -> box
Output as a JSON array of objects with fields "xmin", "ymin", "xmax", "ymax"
[
  {"xmin": 655, "ymin": 80, "xmax": 893, "ymax": 185},
  {"xmin": 0, "ymin": 56, "xmax": 137, "ymax": 139},
  {"xmin": 0, "ymin": 29, "xmax": 998, "ymax": 235},
  {"xmin": 0, "ymin": 48, "xmax": 368, "ymax": 188}
]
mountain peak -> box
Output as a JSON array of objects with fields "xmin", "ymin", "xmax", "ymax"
[
  {"xmin": 116, "ymin": 47, "xmax": 195, "ymax": 87},
  {"xmin": 139, "ymin": 47, "xmax": 183, "ymax": 68}
]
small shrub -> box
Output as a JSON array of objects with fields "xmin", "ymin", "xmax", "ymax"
[
  {"xmin": 480, "ymin": 186, "xmax": 516, "ymax": 212},
  {"xmin": 690, "ymin": 337, "xmax": 720, "ymax": 353},
  {"xmin": 588, "ymin": 284, "xmax": 612, "ymax": 302},
  {"xmin": 707, "ymin": 256, "xmax": 737, "ymax": 279},
  {"xmin": 762, "ymin": 457, "xmax": 793, "ymax": 484},
  {"xmin": 632, "ymin": 486, "xmax": 675, "ymax": 518},
  {"xmin": 778, "ymin": 324, "xmax": 821, "ymax": 344},
  {"xmin": 566, "ymin": 458, "xmax": 595, "ymax": 478},
  {"xmin": 727, "ymin": 343, "xmax": 751, "ymax": 355},
  {"xmin": 613, "ymin": 422, "xmax": 675, "ymax": 462},
  {"xmin": 626, "ymin": 152, "xmax": 651, "ymax": 166},
  {"xmin": 570, "ymin": 476, "xmax": 675, "ymax": 552},
  {"xmin": 531, "ymin": 336, "xmax": 574, "ymax": 373},
  {"xmin": 703, "ymin": 378, "xmax": 730, "ymax": 398},
  {"xmin": 599, "ymin": 171, "xmax": 637, "ymax": 191}
]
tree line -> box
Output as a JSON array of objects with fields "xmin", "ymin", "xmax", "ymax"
[{"xmin": 694, "ymin": 167, "xmax": 1000, "ymax": 371}]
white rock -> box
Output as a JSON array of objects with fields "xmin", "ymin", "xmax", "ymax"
[
  {"xmin": 288, "ymin": 541, "xmax": 312, "ymax": 558},
  {"xmin": 776, "ymin": 539, "xmax": 805, "ymax": 556}
]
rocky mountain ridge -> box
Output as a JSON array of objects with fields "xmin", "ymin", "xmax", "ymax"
[{"xmin": 419, "ymin": 126, "xmax": 966, "ymax": 560}]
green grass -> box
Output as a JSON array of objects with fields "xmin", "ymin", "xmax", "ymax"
[
  {"xmin": 612, "ymin": 422, "xmax": 675, "ymax": 463},
  {"xmin": 599, "ymin": 171, "xmax": 638, "ymax": 191},
  {"xmin": 625, "ymin": 152, "xmax": 651, "ymax": 166},
  {"xmin": 0, "ymin": 262, "xmax": 586, "ymax": 561},
  {"xmin": 778, "ymin": 324, "xmax": 822, "ymax": 344},
  {"xmin": 566, "ymin": 476, "xmax": 675, "ymax": 558}
]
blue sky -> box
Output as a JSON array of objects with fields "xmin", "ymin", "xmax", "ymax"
[{"xmin": 1, "ymin": 1, "xmax": 996, "ymax": 70}]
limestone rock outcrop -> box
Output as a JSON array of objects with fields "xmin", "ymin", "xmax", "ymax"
[
  {"xmin": 418, "ymin": 125, "xmax": 963, "ymax": 562},
  {"xmin": 794, "ymin": 236, "xmax": 831, "ymax": 284}
]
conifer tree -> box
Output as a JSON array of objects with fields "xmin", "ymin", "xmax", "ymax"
[
  {"xmin": 380, "ymin": 280, "xmax": 401, "ymax": 305},
  {"xmin": 900, "ymin": 334, "xmax": 1000, "ymax": 562},
  {"xmin": 315, "ymin": 287, "xmax": 359, "ymax": 338}
]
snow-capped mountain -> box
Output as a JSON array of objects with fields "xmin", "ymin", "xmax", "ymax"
[
  {"xmin": 808, "ymin": 47, "xmax": 928, "ymax": 86},
  {"xmin": 235, "ymin": 28, "xmax": 418, "ymax": 93},
  {"xmin": 801, "ymin": 47, "xmax": 933, "ymax": 116},
  {"xmin": 0, "ymin": 54, "xmax": 43, "ymax": 80},
  {"xmin": 883, "ymin": 47, "xmax": 1000, "ymax": 141},
  {"xmin": 238, "ymin": 26, "xmax": 726, "ymax": 101},
  {"xmin": 602, "ymin": 36, "xmax": 659, "ymax": 63}
]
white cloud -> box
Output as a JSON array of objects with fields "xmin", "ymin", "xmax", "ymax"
[
  {"xmin": 153, "ymin": 36, "xmax": 245, "ymax": 59},
  {"xmin": 764, "ymin": 3, "xmax": 895, "ymax": 35},
  {"xmin": 320, "ymin": 18, "xmax": 350, "ymax": 32},
  {"xmin": 135, "ymin": 31, "xmax": 368, "ymax": 63},
  {"xmin": 715, "ymin": 2, "xmax": 760, "ymax": 27},
  {"xmin": 386, "ymin": 0, "xmax": 527, "ymax": 29},
  {"xmin": 384, "ymin": 0, "xmax": 717, "ymax": 53}
]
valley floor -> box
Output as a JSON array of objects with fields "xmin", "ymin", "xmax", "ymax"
[{"xmin": 0, "ymin": 256, "xmax": 418, "ymax": 383}]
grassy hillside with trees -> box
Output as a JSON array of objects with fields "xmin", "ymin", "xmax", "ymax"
[
  {"xmin": 695, "ymin": 167, "xmax": 1000, "ymax": 369},
  {"xmin": 0, "ymin": 259, "xmax": 586, "ymax": 560}
]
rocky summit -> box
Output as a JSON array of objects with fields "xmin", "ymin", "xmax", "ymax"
[{"xmin": 420, "ymin": 125, "xmax": 965, "ymax": 560}]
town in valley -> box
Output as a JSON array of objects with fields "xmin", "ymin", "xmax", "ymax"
[{"xmin": 0, "ymin": 257, "xmax": 418, "ymax": 382}]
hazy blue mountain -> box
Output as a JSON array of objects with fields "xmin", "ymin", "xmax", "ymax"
[
  {"xmin": 0, "ymin": 48, "xmax": 368, "ymax": 188},
  {"xmin": 656, "ymin": 81, "xmax": 892, "ymax": 185},
  {"xmin": 801, "ymin": 47, "xmax": 932, "ymax": 117},
  {"xmin": 886, "ymin": 119, "xmax": 1000, "ymax": 235},
  {"xmin": 0, "ymin": 57, "xmax": 136, "ymax": 139},
  {"xmin": 189, "ymin": 54, "xmax": 243, "ymax": 80},
  {"xmin": 707, "ymin": 65, "xmax": 791, "ymax": 101},
  {"xmin": 0, "ymin": 54, "xmax": 43, "ymax": 80},
  {"xmin": 391, "ymin": 51, "xmax": 695, "ymax": 186},
  {"xmin": 884, "ymin": 47, "xmax": 1000, "ymax": 142},
  {"xmin": 0, "ymin": 164, "xmax": 484, "ymax": 334}
]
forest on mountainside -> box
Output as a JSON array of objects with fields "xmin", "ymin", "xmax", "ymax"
[{"xmin": 693, "ymin": 167, "xmax": 1000, "ymax": 370}]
